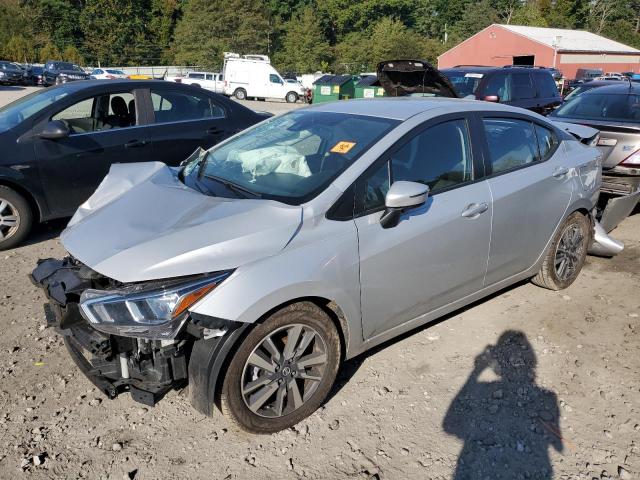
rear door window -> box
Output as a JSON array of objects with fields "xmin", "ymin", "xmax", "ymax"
[
  {"xmin": 150, "ymin": 89, "xmax": 225, "ymax": 123},
  {"xmin": 511, "ymin": 73, "xmax": 535, "ymax": 100},
  {"xmin": 483, "ymin": 118, "xmax": 539, "ymax": 174}
]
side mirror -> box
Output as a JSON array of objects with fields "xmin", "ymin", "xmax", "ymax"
[
  {"xmin": 483, "ymin": 95, "xmax": 500, "ymax": 103},
  {"xmin": 39, "ymin": 120, "xmax": 70, "ymax": 140},
  {"xmin": 380, "ymin": 181, "xmax": 429, "ymax": 229}
]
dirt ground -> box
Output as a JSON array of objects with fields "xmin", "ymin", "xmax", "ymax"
[{"xmin": 0, "ymin": 86, "xmax": 638, "ymax": 480}]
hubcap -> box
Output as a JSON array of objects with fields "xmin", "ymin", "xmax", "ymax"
[
  {"xmin": 554, "ymin": 223, "xmax": 585, "ymax": 281},
  {"xmin": 0, "ymin": 198, "xmax": 20, "ymax": 241},
  {"xmin": 241, "ymin": 324, "xmax": 328, "ymax": 418}
]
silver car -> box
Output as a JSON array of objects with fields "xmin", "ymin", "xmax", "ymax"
[{"xmin": 32, "ymin": 98, "xmax": 615, "ymax": 433}]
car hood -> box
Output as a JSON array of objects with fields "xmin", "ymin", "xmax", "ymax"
[
  {"xmin": 61, "ymin": 162, "xmax": 303, "ymax": 283},
  {"xmin": 376, "ymin": 60, "xmax": 459, "ymax": 98}
]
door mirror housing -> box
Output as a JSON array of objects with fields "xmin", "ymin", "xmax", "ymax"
[
  {"xmin": 483, "ymin": 95, "xmax": 500, "ymax": 103},
  {"xmin": 380, "ymin": 181, "xmax": 430, "ymax": 229},
  {"xmin": 39, "ymin": 120, "xmax": 70, "ymax": 140}
]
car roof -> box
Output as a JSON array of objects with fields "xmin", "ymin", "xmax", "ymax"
[
  {"xmin": 308, "ymin": 97, "xmax": 536, "ymax": 121},
  {"xmin": 46, "ymin": 79, "xmax": 190, "ymax": 93},
  {"xmin": 580, "ymin": 82, "xmax": 640, "ymax": 94}
]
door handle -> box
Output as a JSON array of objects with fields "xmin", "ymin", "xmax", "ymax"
[
  {"xmin": 552, "ymin": 166, "xmax": 569, "ymax": 178},
  {"xmin": 461, "ymin": 202, "xmax": 489, "ymax": 218},
  {"xmin": 206, "ymin": 127, "xmax": 224, "ymax": 135},
  {"xmin": 124, "ymin": 140, "xmax": 147, "ymax": 148}
]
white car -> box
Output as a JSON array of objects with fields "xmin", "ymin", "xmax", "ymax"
[
  {"xmin": 223, "ymin": 53, "xmax": 305, "ymax": 103},
  {"xmin": 90, "ymin": 68, "xmax": 127, "ymax": 80},
  {"xmin": 167, "ymin": 72, "xmax": 224, "ymax": 93}
]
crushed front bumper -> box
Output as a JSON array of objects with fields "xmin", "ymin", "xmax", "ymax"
[{"xmin": 31, "ymin": 258, "xmax": 190, "ymax": 406}]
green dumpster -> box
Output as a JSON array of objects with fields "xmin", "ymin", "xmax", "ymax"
[
  {"xmin": 312, "ymin": 75, "xmax": 356, "ymax": 103},
  {"xmin": 354, "ymin": 75, "xmax": 386, "ymax": 99}
]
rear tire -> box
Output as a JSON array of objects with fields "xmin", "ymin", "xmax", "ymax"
[
  {"xmin": 220, "ymin": 302, "xmax": 341, "ymax": 434},
  {"xmin": 285, "ymin": 91, "xmax": 298, "ymax": 103},
  {"xmin": 0, "ymin": 186, "xmax": 33, "ymax": 251},
  {"xmin": 532, "ymin": 211, "xmax": 590, "ymax": 290},
  {"xmin": 234, "ymin": 88, "xmax": 247, "ymax": 100}
]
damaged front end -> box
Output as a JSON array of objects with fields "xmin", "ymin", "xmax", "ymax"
[{"xmin": 30, "ymin": 257, "xmax": 239, "ymax": 407}]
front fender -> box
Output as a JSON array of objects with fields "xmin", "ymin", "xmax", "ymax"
[{"xmin": 190, "ymin": 217, "xmax": 362, "ymax": 355}]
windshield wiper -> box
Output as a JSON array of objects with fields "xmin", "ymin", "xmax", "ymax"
[{"xmin": 204, "ymin": 174, "xmax": 262, "ymax": 199}]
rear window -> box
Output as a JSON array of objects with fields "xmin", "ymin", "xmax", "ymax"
[
  {"xmin": 552, "ymin": 93, "xmax": 640, "ymax": 123},
  {"xmin": 442, "ymin": 70, "xmax": 483, "ymax": 97}
]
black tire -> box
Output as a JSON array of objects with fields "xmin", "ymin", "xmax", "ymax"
[
  {"xmin": 532, "ymin": 211, "xmax": 590, "ymax": 290},
  {"xmin": 234, "ymin": 88, "xmax": 247, "ymax": 101},
  {"xmin": 0, "ymin": 186, "xmax": 33, "ymax": 250},
  {"xmin": 220, "ymin": 302, "xmax": 341, "ymax": 434},
  {"xmin": 285, "ymin": 91, "xmax": 298, "ymax": 103}
]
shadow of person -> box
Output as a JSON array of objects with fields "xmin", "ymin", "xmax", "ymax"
[{"xmin": 443, "ymin": 331, "xmax": 563, "ymax": 480}]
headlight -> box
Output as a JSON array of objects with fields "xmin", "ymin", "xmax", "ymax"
[{"xmin": 79, "ymin": 272, "xmax": 230, "ymax": 339}]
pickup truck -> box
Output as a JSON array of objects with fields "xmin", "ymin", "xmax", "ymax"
[{"xmin": 166, "ymin": 71, "xmax": 224, "ymax": 93}]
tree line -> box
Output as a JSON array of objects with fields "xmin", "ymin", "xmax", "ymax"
[{"xmin": 1, "ymin": 0, "xmax": 640, "ymax": 74}]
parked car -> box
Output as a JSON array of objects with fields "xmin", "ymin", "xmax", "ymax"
[
  {"xmin": 90, "ymin": 68, "xmax": 128, "ymax": 80},
  {"xmin": 0, "ymin": 61, "xmax": 25, "ymax": 85},
  {"xmin": 26, "ymin": 65, "xmax": 44, "ymax": 85},
  {"xmin": 42, "ymin": 61, "xmax": 90, "ymax": 86},
  {"xmin": 32, "ymin": 95, "xmax": 619, "ymax": 434},
  {"xmin": 563, "ymin": 79, "xmax": 624, "ymax": 102},
  {"xmin": 223, "ymin": 52, "xmax": 305, "ymax": 103},
  {"xmin": 166, "ymin": 71, "xmax": 224, "ymax": 93},
  {"xmin": 0, "ymin": 79, "xmax": 270, "ymax": 249},
  {"xmin": 441, "ymin": 65, "xmax": 561, "ymax": 114},
  {"xmin": 550, "ymin": 82, "xmax": 640, "ymax": 231},
  {"xmin": 575, "ymin": 68, "xmax": 603, "ymax": 83}
]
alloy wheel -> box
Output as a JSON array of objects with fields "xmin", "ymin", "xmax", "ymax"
[
  {"xmin": 0, "ymin": 198, "xmax": 20, "ymax": 241},
  {"xmin": 241, "ymin": 324, "xmax": 328, "ymax": 418},
  {"xmin": 554, "ymin": 223, "xmax": 585, "ymax": 281}
]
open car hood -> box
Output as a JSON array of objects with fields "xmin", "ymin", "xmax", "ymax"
[
  {"xmin": 61, "ymin": 162, "xmax": 303, "ymax": 283},
  {"xmin": 376, "ymin": 60, "xmax": 459, "ymax": 98}
]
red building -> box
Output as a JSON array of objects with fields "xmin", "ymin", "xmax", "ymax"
[{"xmin": 438, "ymin": 24, "xmax": 640, "ymax": 80}]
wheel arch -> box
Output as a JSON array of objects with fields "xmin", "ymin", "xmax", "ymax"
[
  {"xmin": 188, "ymin": 296, "xmax": 350, "ymax": 417},
  {"xmin": 0, "ymin": 177, "xmax": 43, "ymax": 222}
]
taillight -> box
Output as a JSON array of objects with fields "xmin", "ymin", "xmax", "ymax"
[{"xmin": 620, "ymin": 148, "xmax": 640, "ymax": 167}]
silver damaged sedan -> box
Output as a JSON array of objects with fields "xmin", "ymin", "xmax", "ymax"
[{"xmin": 32, "ymin": 98, "xmax": 617, "ymax": 433}]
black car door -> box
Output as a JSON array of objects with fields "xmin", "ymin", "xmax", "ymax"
[
  {"xmin": 508, "ymin": 72, "xmax": 539, "ymax": 112},
  {"xmin": 139, "ymin": 86, "xmax": 233, "ymax": 166},
  {"xmin": 32, "ymin": 88, "xmax": 151, "ymax": 217},
  {"xmin": 533, "ymin": 71, "xmax": 562, "ymax": 115}
]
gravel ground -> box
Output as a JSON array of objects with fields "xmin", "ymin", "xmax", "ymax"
[{"xmin": 0, "ymin": 86, "xmax": 638, "ymax": 480}]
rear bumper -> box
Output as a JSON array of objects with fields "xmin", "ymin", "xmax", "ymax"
[{"xmin": 601, "ymin": 170, "xmax": 640, "ymax": 195}]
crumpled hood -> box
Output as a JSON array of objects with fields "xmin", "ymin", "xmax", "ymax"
[{"xmin": 61, "ymin": 162, "xmax": 303, "ymax": 283}]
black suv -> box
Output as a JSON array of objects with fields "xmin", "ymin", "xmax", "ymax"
[
  {"xmin": 42, "ymin": 60, "xmax": 90, "ymax": 86},
  {"xmin": 441, "ymin": 66, "xmax": 561, "ymax": 115}
]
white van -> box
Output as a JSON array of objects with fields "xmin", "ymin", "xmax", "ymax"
[{"xmin": 222, "ymin": 53, "xmax": 304, "ymax": 103}]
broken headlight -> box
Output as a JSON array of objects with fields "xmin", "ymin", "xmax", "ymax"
[{"xmin": 79, "ymin": 272, "xmax": 230, "ymax": 339}]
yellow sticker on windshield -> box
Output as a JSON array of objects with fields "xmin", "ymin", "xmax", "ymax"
[{"xmin": 330, "ymin": 141, "xmax": 356, "ymax": 154}]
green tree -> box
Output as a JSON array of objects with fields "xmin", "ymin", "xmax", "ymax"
[
  {"xmin": 39, "ymin": 42, "xmax": 62, "ymax": 62},
  {"xmin": 79, "ymin": 0, "xmax": 148, "ymax": 65},
  {"xmin": 511, "ymin": 2, "xmax": 549, "ymax": 27},
  {"xmin": 4, "ymin": 35, "xmax": 36, "ymax": 62},
  {"xmin": 147, "ymin": 0, "xmax": 182, "ymax": 63},
  {"xmin": 62, "ymin": 45, "xmax": 84, "ymax": 65},
  {"xmin": 449, "ymin": 0, "xmax": 499, "ymax": 44},
  {"xmin": 173, "ymin": 0, "xmax": 272, "ymax": 69},
  {"xmin": 274, "ymin": 6, "xmax": 332, "ymax": 73}
]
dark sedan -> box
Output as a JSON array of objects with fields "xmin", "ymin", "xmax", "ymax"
[
  {"xmin": 42, "ymin": 61, "xmax": 90, "ymax": 86},
  {"xmin": 0, "ymin": 80, "xmax": 270, "ymax": 249},
  {"xmin": 0, "ymin": 61, "xmax": 25, "ymax": 85}
]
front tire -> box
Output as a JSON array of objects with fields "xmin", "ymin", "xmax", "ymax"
[
  {"xmin": 285, "ymin": 91, "xmax": 298, "ymax": 103},
  {"xmin": 220, "ymin": 302, "xmax": 341, "ymax": 433},
  {"xmin": 532, "ymin": 211, "xmax": 590, "ymax": 290},
  {"xmin": 234, "ymin": 88, "xmax": 247, "ymax": 100},
  {"xmin": 0, "ymin": 186, "xmax": 33, "ymax": 250}
]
